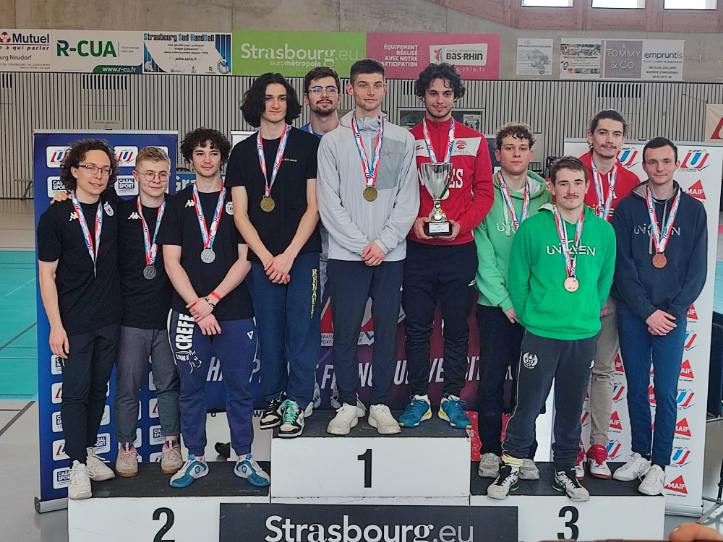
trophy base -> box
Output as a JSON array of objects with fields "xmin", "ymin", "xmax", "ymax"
[{"xmin": 425, "ymin": 221, "xmax": 452, "ymax": 237}]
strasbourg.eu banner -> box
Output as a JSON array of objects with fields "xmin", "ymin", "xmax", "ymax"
[
  {"xmin": 33, "ymin": 130, "xmax": 178, "ymax": 508},
  {"xmin": 564, "ymin": 138, "xmax": 723, "ymax": 516}
]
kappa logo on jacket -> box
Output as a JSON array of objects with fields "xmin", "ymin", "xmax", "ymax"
[
  {"xmin": 185, "ymin": 199, "xmax": 195, "ymax": 208},
  {"xmin": 128, "ymin": 212, "xmax": 141, "ymax": 220},
  {"xmin": 522, "ymin": 352, "xmax": 538, "ymax": 369},
  {"xmin": 69, "ymin": 212, "xmax": 78, "ymax": 222}
]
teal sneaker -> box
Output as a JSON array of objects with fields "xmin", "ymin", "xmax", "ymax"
[
  {"xmin": 438, "ymin": 394, "xmax": 471, "ymax": 429},
  {"xmin": 169, "ymin": 455, "xmax": 208, "ymax": 488},
  {"xmin": 235, "ymin": 454, "xmax": 270, "ymax": 487},
  {"xmin": 279, "ymin": 399, "xmax": 304, "ymax": 438},
  {"xmin": 399, "ymin": 395, "xmax": 432, "ymax": 427}
]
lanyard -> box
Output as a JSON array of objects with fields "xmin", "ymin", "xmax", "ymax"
[
  {"xmin": 257, "ymin": 124, "xmax": 290, "ymax": 197},
  {"xmin": 192, "ymin": 184, "xmax": 225, "ymax": 250},
  {"xmin": 137, "ymin": 197, "xmax": 166, "ymax": 266},
  {"xmin": 553, "ymin": 206, "xmax": 584, "ymax": 278},
  {"xmin": 70, "ymin": 192, "xmax": 103, "ymax": 275},
  {"xmin": 496, "ymin": 171, "xmax": 530, "ymax": 232},
  {"xmin": 422, "ymin": 118, "xmax": 455, "ymax": 163},
  {"xmin": 645, "ymin": 187, "xmax": 680, "ymax": 254},
  {"xmin": 351, "ymin": 116, "xmax": 384, "ymax": 188},
  {"xmin": 591, "ymin": 161, "xmax": 618, "ymax": 221}
]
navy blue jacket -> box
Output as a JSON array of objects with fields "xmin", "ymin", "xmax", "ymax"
[{"xmin": 611, "ymin": 181, "xmax": 707, "ymax": 321}]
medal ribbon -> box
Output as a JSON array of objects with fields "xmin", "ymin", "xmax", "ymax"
[
  {"xmin": 496, "ymin": 172, "xmax": 530, "ymax": 232},
  {"xmin": 351, "ymin": 116, "xmax": 384, "ymax": 188},
  {"xmin": 422, "ymin": 118, "xmax": 455, "ymax": 164},
  {"xmin": 70, "ymin": 191, "xmax": 103, "ymax": 274},
  {"xmin": 257, "ymin": 124, "xmax": 290, "ymax": 197},
  {"xmin": 137, "ymin": 197, "xmax": 166, "ymax": 266},
  {"xmin": 192, "ymin": 184, "xmax": 225, "ymax": 250},
  {"xmin": 553, "ymin": 206, "xmax": 584, "ymax": 278},
  {"xmin": 645, "ymin": 187, "xmax": 681, "ymax": 254},
  {"xmin": 591, "ymin": 161, "xmax": 617, "ymax": 221}
]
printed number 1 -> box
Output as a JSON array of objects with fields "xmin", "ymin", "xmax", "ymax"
[
  {"xmin": 153, "ymin": 507, "xmax": 175, "ymax": 542},
  {"xmin": 357, "ymin": 449, "xmax": 372, "ymax": 488},
  {"xmin": 557, "ymin": 506, "xmax": 579, "ymax": 540}
]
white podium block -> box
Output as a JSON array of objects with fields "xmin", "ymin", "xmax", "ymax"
[
  {"xmin": 470, "ymin": 463, "xmax": 665, "ymax": 541},
  {"xmin": 270, "ymin": 411, "xmax": 470, "ymax": 498}
]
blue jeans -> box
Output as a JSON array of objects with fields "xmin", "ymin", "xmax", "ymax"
[
  {"xmin": 249, "ymin": 252, "xmax": 320, "ymax": 408},
  {"xmin": 616, "ymin": 301, "xmax": 687, "ymax": 466},
  {"xmin": 168, "ymin": 311, "xmax": 256, "ymax": 457}
]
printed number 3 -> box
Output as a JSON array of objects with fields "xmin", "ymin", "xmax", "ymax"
[
  {"xmin": 557, "ymin": 505, "xmax": 579, "ymax": 540},
  {"xmin": 357, "ymin": 449, "xmax": 372, "ymax": 488},
  {"xmin": 153, "ymin": 507, "xmax": 175, "ymax": 542}
]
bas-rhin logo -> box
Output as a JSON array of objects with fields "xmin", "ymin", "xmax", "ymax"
[
  {"xmin": 675, "ymin": 417, "xmax": 692, "ymax": 438},
  {"xmin": 671, "ymin": 447, "xmax": 691, "ymax": 467},
  {"xmin": 665, "ymin": 475, "xmax": 688, "ymax": 495},
  {"xmin": 676, "ymin": 390, "xmax": 695, "ymax": 409},
  {"xmin": 679, "ymin": 359, "xmax": 694, "ymax": 381},
  {"xmin": 51, "ymin": 382, "xmax": 63, "ymax": 404},
  {"xmin": 687, "ymin": 304, "xmax": 698, "ymax": 321},
  {"xmin": 684, "ymin": 332, "xmax": 697, "ymax": 352},
  {"xmin": 612, "ymin": 383, "xmax": 626, "ymax": 402},
  {"xmin": 686, "ymin": 180, "xmax": 706, "ymax": 201},
  {"xmin": 680, "ymin": 150, "xmax": 709, "ymax": 171},
  {"xmin": 52, "ymin": 467, "xmax": 71, "ymax": 490},
  {"xmin": 606, "ymin": 439, "xmax": 623, "ymax": 459},
  {"xmin": 114, "ymin": 146, "xmax": 138, "ymax": 167},
  {"xmin": 430, "ymin": 43, "xmax": 488, "ymax": 67},
  {"xmin": 52, "ymin": 439, "xmax": 68, "ymax": 461},
  {"xmin": 618, "ymin": 148, "xmax": 639, "ymax": 168},
  {"xmin": 46, "ymin": 146, "xmax": 70, "ymax": 168},
  {"xmin": 613, "ymin": 354, "xmax": 625, "ymax": 373},
  {"xmin": 609, "ymin": 411, "xmax": 623, "ymax": 432},
  {"xmin": 648, "ymin": 385, "xmax": 656, "ymax": 406}
]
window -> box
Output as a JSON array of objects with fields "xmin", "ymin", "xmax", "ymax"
[
  {"xmin": 665, "ymin": 0, "xmax": 716, "ymax": 7},
  {"xmin": 592, "ymin": 0, "xmax": 645, "ymax": 7},
  {"xmin": 521, "ymin": 0, "xmax": 573, "ymax": 6}
]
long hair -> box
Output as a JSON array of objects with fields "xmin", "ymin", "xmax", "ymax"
[{"xmin": 241, "ymin": 73, "xmax": 301, "ymax": 127}]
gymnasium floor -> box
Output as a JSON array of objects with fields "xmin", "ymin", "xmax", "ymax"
[{"xmin": 0, "ymin": 199, "xmax": 721, "ymax": 541}]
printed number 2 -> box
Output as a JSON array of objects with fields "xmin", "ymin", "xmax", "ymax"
[
  {"xmin": 153, "ymin": 507, "xmax": 175, "ymax": 542},
  {"xmin": 557, "ymin": 506, "xmax": 579, "ymax": 540},
  {"xmin": 357, "ymin": 449, "xmax": 372, "ymax": 488}
]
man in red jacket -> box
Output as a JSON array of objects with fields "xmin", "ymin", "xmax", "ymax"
[
  {"xmin": 399, "ymin": 62, "xmax": 494, "ymax": 429},
  {"xmin": 577, "ymin": 109, "xmax": 640, "ymax": 479}
]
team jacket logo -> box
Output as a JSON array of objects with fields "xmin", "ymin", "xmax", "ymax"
[
  {"xmin": 225, "ymin": 201, "xmax": 234, "ymax": 215},
  {"xmin": 665, "ymin": 475, "xmax": 688, "ymax": 495},
  {"xmin": 522, "ymin": 352, "xmax": 538, "ymax": 369},
  {"xmin": 128, "ymin": 212, "xmax": 141, "ymax": 220},
  {"xmin": 46, "ymin": 146, "xmax": 70, "ymax": 167},
  {"xmin": 69, "ymin": 211, "xmax": 78, "ymax": 222},
  {"xmin": 675, "ymin": 418, "xmax": 692, "ymax": 438},
  {"xmin": 671, "ymin": 447, "xmax": 691, "ymax": 466},
  {"xmin": 676, "ymin": 390, "xmax": 695, "ymax": 409},
  {"xmin": 609, "ymin": 411, "xmax": 623, "ymax": 432},
  {"xmin": 686, "ymin": 180, "xmax": 706, "ymax": 200},
  {"xmin": 618, "ymin": 148, "xmax": 639, "ymax": 168},
  {"xmin": 679, "ymin": 359, "xmax": 694, "ymax": 381},
  {"xmin": 185, "ymin": 199, "xmax": 195, "ymax": 208},
  {"xmin": 680, "ymin": 150, "xmax": 709, "ymax": 171},
  {"xmin": 104, "ymin": 201, "xmax": 114, "ymax": 216},
  {"xmin": 606, "ymin": 440, "xmax": 622, "ymax": 459},
  {"xmin": 687, "ymin": 304, "xmax": 698, "ymax": 321},
  {"xmin": 612, "ymin": 383, "xmax": 626, "ymax": 402}
]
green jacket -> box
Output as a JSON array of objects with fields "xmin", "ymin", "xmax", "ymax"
[
  {"xmin": 474, "ymin": 172, "xmax": 551, "ymax": 311},
  {"xmin": 508, "ymin": 204, "xmax": 616, "ymax": 340}
]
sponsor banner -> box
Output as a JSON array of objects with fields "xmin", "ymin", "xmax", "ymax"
[
  {"xmin": 640, "ymin": 40, "xmax": 684, "ymax": 81},
  {"xmin": 34, "ymin": 130, "xmax": 178, "ymax": 504},
  {"xmin": 0, "ymin": 29, "xmax": 51, "ymax": 71},
  {"xmin": 219, "ymin": 503, "xmax": 517, "ymax": 542},
  {"xmin": 368, "ymin": 33, "xmax": 500, "ymax": 80},
  {"xmin": 517, "ymin": 38, "xmax": 553, "ymax": 77},
  {"xmin": 560, "ymin": 39, "xmax": 601, "ymax": 79},
  {"xmin": 705, "ymin": 104, "xmax": 723, "ymax": 141},
  {"xmin": 143, "ymin": 31, "xmax": 231, "ymax": 75},
  {"xmin": 232, "ymin": 30, "xmax": 366, "ymax": 77}
]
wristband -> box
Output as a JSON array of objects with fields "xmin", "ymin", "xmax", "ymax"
[{"xmin": 209, "ymin": 290, "xmax": 222, "ymax": 303}]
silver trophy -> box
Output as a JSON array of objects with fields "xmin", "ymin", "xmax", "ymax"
[{"xmin": 420, "ymin": 162, "xmax": 452, "ymax": 237}]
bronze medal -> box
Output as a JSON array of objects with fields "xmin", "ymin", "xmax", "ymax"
[
  {"xmin": 652, "ymin": 253, "xmax": 667, "ymax": 269},
  {"xmin": 363, "ymin": 186, "xmax": 378, "ymax": 202},
  {"xmin": 260, "ymin": 196, "xmax": 275, "ymax": 213},
  {"xmin": 564, "ymin": 276, "xmax": 579, "ymax": 293}
]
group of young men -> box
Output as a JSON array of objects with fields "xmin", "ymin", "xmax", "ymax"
[{"xmin": 37, "ymin": 58, "xmax": 708, "ymax": 502}]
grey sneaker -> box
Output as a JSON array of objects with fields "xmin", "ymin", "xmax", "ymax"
[
  {"xmin": 68, "ymin": 460, "xmax": 92, "ymax": 500},
  {"xmin": 161, "ymin": 441, "xmax": 183, "ymax": 474},
  {"xmin": 115, "ymin": 444, "xmax": 138, "ymax": 478},
  {"xmin": 86, "ymin": 447, "xmax": 115, "ymax": 481},
  {"xmin": 519, "ymin": 458, "xmax": 540, "ymax": 480},
  {"xmin": 478, "ymin": 453, "xmax": 500, "ymax": 478},
  {"xmin": 553, "ymin": 469, "xmax": 590, "ymax": 502},
  {"xmin": 487, "ymin": 464, "xmax": 519, "ymax": 500}
]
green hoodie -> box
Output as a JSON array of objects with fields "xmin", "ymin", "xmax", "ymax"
[
  {"xmin": 508, "ymin": 204, "xmax": 616, "ymax": 340},
  {"xmin": 474, "ymin": 172, "xmax": 551, "ymax": 311}
]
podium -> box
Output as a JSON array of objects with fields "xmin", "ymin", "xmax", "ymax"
[{"xmin": 68, "ymin": 410, "xmax": 666, "ymax": 542}]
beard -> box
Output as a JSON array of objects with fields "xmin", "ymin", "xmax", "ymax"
[{"xmin": 310, "ymin": 102, "xmax": 337, "ymax": 116}]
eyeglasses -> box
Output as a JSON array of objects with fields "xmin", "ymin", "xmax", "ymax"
[
  {"xmin": 138, "ymin": 170, "xmax": 170, "ymax": 182},
  {"xmin": 308, "ymin": 85, "xmax": 338, "ymax": 95},
  {"xmin": 77, "ymin": 163, "xmax": 112, "ymax": 176}
]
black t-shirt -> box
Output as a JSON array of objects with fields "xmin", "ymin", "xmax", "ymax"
[
  {"xmin": 117, "ymin": 196, "xmax": 173, "ymax": 329},
  {"xmin": 37, "ymin": 195, "xmax": 122, "ymax": 336},
  {"xmin": 156, "ymin": 185, "xmax": 253, "ymax": 321},
  {"xmin": 225, "ymin": 127, "xmax": 321, "ymax": 262}
]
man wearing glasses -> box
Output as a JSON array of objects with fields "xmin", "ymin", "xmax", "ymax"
[
  {"xmin": 113, "ymin": 147, "xmax": 182, "ymax": 478},
  {"xmin": 301, "ymin": 67, "xmax": 341, "ymax": 137},
  {"xmin": 37, "ymin": 139, "xmax": 121, "ymax": 499}
]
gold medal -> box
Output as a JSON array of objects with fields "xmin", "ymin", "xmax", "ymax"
[
  {"xmin": 564, "ymin": 276, "xmax": 579, "ymax": 293},
  {"xmin": 363, "ymin": 186, "xmax": 377, "ymax": 202},
  {"xmin": 652, "ymin": 253, "xmax": 667, "ymax": 269},
  {"xmin": 260, "ymin": 196, "xmax": 275, "ymax": 212}
]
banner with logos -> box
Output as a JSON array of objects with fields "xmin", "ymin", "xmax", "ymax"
[
  {"xmin": 34, "ymin": 130, "xmax": 178, "ymax": 506},
  {"xmin": 516, "ymin": 38, "xmax": 553, "ymax": 77},
  {"xmin": 143, "ymin": 32, "xmax": 231, "ymax": 75},
  {"xmin": 564, "ymin": 138, "xmax": 722, "ymax": 515},
  {"xmin": 705, "ymin": 104, "xmax": 723, "ymax": 141}
]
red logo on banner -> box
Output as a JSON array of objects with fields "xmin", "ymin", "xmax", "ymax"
[
  {"xmin": 581, "ymin": 411, "xmax": 590, "ymax": 426},
  {"xmin": 680, "ymin": 359, "xmax": 694, "ymax": 381},
  {"xmin": 685, "ymin": 332, "xmax": 697, "ymax": 351},
  {"xmin": 710, "ymin": 117, "xmax": 723, "ymax": 140},
  {"xmin": 648, "ymin": 385, "xmax": 656, "ymax": 406},
  {"xmin": 675, "ymin": 418, "xmax": 692, "ymax": 438},
  {"xmin": 612, "ymin": 383, "xmax": 626, "ymax": 402},
  {"xmin": 680, "ymin": 150, "xmax": 709, "ymax": 171},
  {"xmin": 665, "ymin": 475, "xmax": 688, "ymax": 495},
  {"xmin": 686, "ymin": 180, "xmax": 706, "ymax": 201},
  {"xmin": 687, "ymin": 305, "xmax": 698, "ymax": 321},
  {"xmin": 614, "ymin": 354, "xmax": 625, "ymax": 373},
  {"xmin": 609, "ymin": 411, "xmax": 623, "ymax": 431}
]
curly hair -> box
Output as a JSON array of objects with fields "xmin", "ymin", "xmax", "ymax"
[
  {"xmin": 495, "ymin": 123, "xmax": 535, "ymax": 150},
  {"xmin": 549, "ymin": 156, "xmax": 588, "ymax": 184},
  {"xmin": 414, "ymin": 63, "xmax": 465, "ymax": 100},
  {"xmin": 60, "ymin": 139, "xmax": 118, "ymax": 192},
  {"xmin": 241, "ymin": 73, "xmax": 301, "ymax": 127},
  {"xmin": 180, "ymin": 128, "xmax": 231, "ymax": 164}
]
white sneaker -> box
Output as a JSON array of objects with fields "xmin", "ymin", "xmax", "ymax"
[
  {"xmin": 638, "ymin": 465, "xmax": 665, "ymax": 496},
  {"xmin": 115, "ymin": 444, "xmax": 138, "ymax": 478},
  {"xmin": 161, "ymin": 441, "xmax": 183, "ymax": 474},
  {"xmin": 68, "ymin": 460, "xmax": 92, "ymax": 500},
  {"xmin": 587, "ymin": 444, "xmax": 612, "ymax": 479},
  {"xmin": 487, "ymin": 464, "xmax": 519, "ymax": 500},
  {"xmin": 478, "ymin": 453, "xmax": 500, "ymax": 478},
  {"xmin": 368, "ymin": 404, "xmax": 401, "ymax": 435},
  {"xmin": 86, "ymin": 447, "xmax": 115, "ymax": 481},
  {"xmin": 613, "ymin": 452, "xmax": 650, "ymax": 482},
  {"xmin": 519, "ymin": 458, "xmax": 540, "ymax": 480},
  {"xmin": 327, "ymin": 403, "xmax": 362, "ymax": 435},
  {"xmin": 553, "ymin": 469, "xmax": 590, "ymax": 502},
  {"xmin": 304, "ymin": 401, "xmax": 314, "ymax": 417}
]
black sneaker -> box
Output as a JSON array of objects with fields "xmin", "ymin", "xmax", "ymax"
[
  {"xmin": 278, "ymin": 399, "xmax": 304, "ymax": 438},
  {"xmin": 486, "ymin": 464, "xmax": 519, "ymax": 500},
  {"xmin": 260, "ymin": 394, "xmax": 286, "ymax": 429},
  {"xmin": 552, "ymin": 469, "xmax": 590, "ymax": 502}
]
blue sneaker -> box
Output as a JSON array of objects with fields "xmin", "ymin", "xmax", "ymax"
[
  {"xmin": 235, "ymin": 454, "xmax": 270, "ymax": 487},
  {"xmin": 399, "ymin": 395, "xmax": 432, "ymax": 427},
  {"xmin": 169, "ymin": 455, "xmax": 208, "ymax": 488},
  {"xmin": 438, "ymin": 394, "xmax": 471, "ymax": 429}
]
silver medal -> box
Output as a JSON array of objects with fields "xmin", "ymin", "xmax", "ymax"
[
  {"xmin": 200, "ymin": 248, "xmax": 216, "ymax": 264},
  {"xmin": 143, "ymin": 264, "xmax": 156, "ymax": 280}
]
